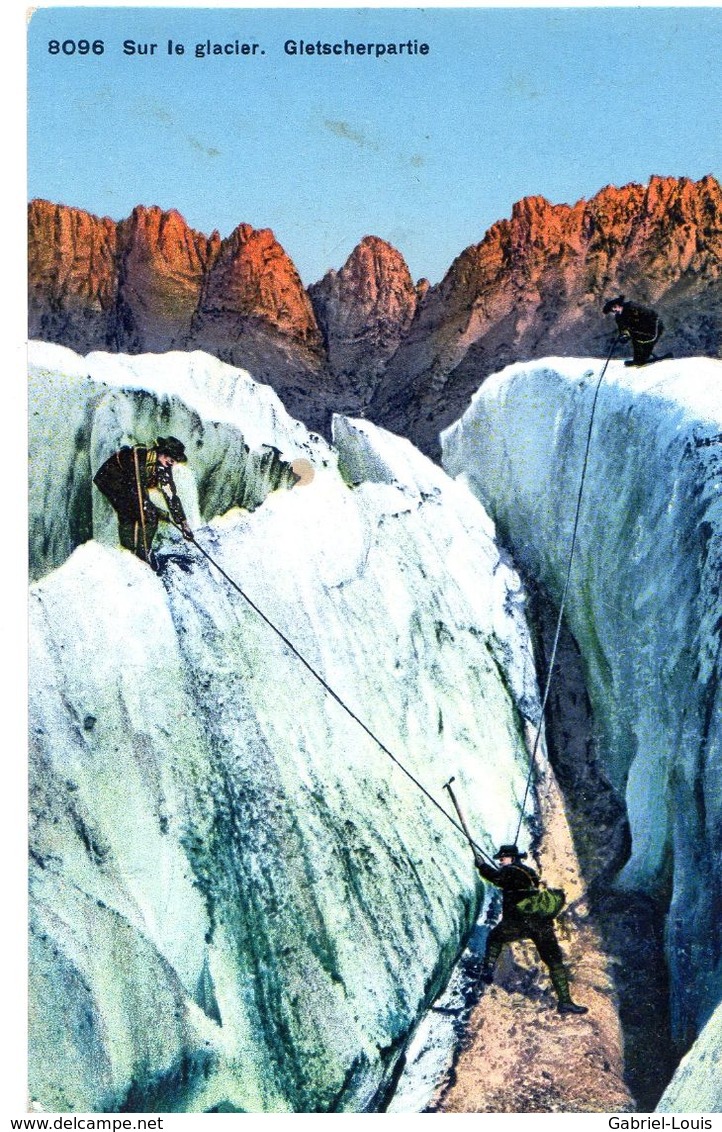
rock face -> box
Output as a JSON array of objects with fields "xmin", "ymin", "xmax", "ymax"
[
  {"xmin": 28, "ymin": 200, "xmax": 118, "ymax": 350},
  {"xmin": 188, "ymin": 223, "xmax": 328, "ymax": 426},
  {"xmin": 114, "ymin": 206, "xmax": 219, "ymax": 351},
  {"xmin": 370, "ymin": 175, "xmax": 722, "ymax": 458},
  {"xmin": 309, "ymin": 236, "xmax": 418, "ymax": 410},
  {"xmin": 442, "ymin": 356, "xmax": 722, "ymax": 1067},
  {"xmin": 29, "ymin": 342, "xmax": 551, "ymax": 1113}
]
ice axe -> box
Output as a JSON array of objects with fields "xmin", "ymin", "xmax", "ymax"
[{"xmin": 443, "ymin": 776, "xmax": 495, "ymax": 865}]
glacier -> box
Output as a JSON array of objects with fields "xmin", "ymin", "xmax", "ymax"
[
  {"xmin": 442, "ymin": 356, "xmax": 722, "ymax": 1058},
  {"xmin": 30, "ymin": 341, "xmax": 721, "ymax": 1111},
  {"xmin": 29, "ymin": 342, "xmax": 557, "ymax": 1113}
]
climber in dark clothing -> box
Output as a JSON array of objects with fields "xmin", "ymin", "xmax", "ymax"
[
  {"xmin": 475, "ymin": 844, "xmax": 588, "ymax": 1015},
  {"xmin": 603, "ymin": 295, "xmax": 664, "ymax": 366},
  {"xmin": 93, "ymin": 435, "xmax": 193, "ymax": 568}
]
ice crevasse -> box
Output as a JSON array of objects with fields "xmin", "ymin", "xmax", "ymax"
[{"xmin": 442, "ymin": 355, "xmax": 722, "ymax": 1063}]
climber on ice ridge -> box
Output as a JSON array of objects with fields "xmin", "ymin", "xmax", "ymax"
[
  {"xmin": 93, "ymin": 435, "xmax": 194, "ymax": 570},
  {"xmin": 603, "ymin": 295, "xmax": 669, "ymax": 367}
]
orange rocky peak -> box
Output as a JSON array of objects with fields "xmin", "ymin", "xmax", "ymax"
[{"xmin": 201, "ymin": 221, "xmax": 322, "ymax": 342}]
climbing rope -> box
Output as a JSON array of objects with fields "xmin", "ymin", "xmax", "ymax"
[
  {"xmin": 162, "ymin": 516, "xmax": 498, "ymax": 865},
  {"xmin": 513, "ymin": 337, "xmax": 619, "ymax": 844},
  {"xmin": 157, "ymin": 339, "xmax": 617, "ymax": 862}
]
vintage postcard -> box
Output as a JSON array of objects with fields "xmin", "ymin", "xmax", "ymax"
[{"xmin": 25, "ymin": 3, "xmax": 721, "ymax": 1118}]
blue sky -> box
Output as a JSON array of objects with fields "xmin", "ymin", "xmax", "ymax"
[{"xmin": 27, "ymin": 6, "xmax": 722, "ymax": 285}]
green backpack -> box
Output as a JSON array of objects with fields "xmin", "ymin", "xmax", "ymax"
[{"xmin": 516, "ymin": 886, "xmax": 566, "ymax": 919}]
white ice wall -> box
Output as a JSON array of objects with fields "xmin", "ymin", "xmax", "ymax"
[{"xmin": 657, "ymin": 1001, "xmax": 722, "ymax": 1112}]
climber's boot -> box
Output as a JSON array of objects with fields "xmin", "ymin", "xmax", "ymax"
[{"xmin": 550, "ymin": 963, "xmax": 588, "ymax": 1015}]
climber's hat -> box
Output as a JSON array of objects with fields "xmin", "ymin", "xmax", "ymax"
[
  {"xmin": 603, "ymin": 295, "xmax": 626, "ymax": 314},
  {"xmin": 155, "ymin": 436, "xmax": 187, "ymax": 463},
  {"xmin": 494, "ymin": 844, "xmax": 527, "ymax": 860}
]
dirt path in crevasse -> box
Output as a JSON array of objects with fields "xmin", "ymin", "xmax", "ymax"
[{"xmin": 433, "ymin": 922, "xmax": 634, "ymax": 1112}]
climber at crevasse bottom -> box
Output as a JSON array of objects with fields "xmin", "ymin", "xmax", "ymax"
[{"xmin": 475, "ymin": 844, "xmax": 588, "ymax": 1016}]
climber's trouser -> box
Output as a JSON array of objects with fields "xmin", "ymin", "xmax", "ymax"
[
  {"xmin": 550, "ymin": 963, "xmax": 573, "ymax": 1004},
  {"xmin": 550, "ymin": 963, "xmax": 588, "ymax": 1014},
  {"xmin": 481, "ymin": 938, "xmax": 502, "ymax": 983},
  {"xmin": 484, "ymin": 917, "xmax": 564, "ymax": 967},
  {"xmin": 118, "ymin": 517, "xmax": 159, "ymax": 563}
]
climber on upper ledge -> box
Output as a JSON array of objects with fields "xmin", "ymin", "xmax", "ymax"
[{"xmin": 603, "ymin": 295, "xmax": 666, "ymax": 367}]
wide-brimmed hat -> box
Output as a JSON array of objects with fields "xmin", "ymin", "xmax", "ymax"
[
  {"xmin": 603, "ymin": 295, "xmax": 626, "ymax": 314},
  {"xmin": 155, "ymin": 436, "xmax": 187, "ymax": 462},
  {"xmin": 494, "ymin": 844, "xmax": 527, "ymax": 860}
]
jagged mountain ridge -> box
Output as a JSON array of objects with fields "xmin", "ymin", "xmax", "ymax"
[
  {"xmin": 371, "ymin": 175, "xmax": 722, "ymax": 456},
  {"xmin": 28, "ymin": 175, "xmax": 721, "ymax": 453},
  {"xmin": 28, "ymin": 201, "xmax": 330, "ymax": 431},
  {"xmin": 308, "ymin": 235, "xmax": 422, "ymax": 412}
]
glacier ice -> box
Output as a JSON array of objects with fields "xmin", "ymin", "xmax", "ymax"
[
  {"xmin": 29, "ymin": 343, "xmax": 549, "ymax": 1112},
  {"xmin": 28, "ymin": 342, "xmax": 312, "ymax": 581},
  {"xmin": 657, "ymin": 1000, "xmax": 722, "ymax": 1112},
  {"xmin": 442, "ymin": 355, "xmax": 722, "ymax": 1050}
]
